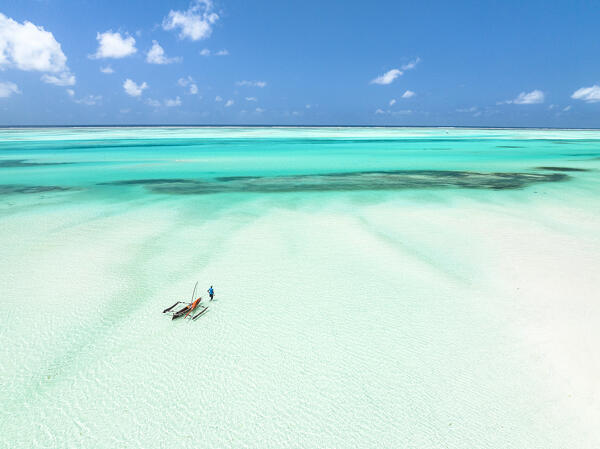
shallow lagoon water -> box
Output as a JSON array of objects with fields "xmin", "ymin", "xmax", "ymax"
[{"xmin": 1, "ymin": 127, "xmax": 599, "ymax": 448}]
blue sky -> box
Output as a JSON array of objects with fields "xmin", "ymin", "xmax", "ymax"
[{"xmin": 0, "ymin": 0, "xmax": 599, "ymax": 127}]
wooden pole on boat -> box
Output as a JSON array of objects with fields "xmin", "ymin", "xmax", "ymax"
[{"xmin": 191, "ymin": 281, "xmax": 198, "ymax": 302}]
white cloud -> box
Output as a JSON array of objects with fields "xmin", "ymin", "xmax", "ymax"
[
  {"xmin": 371, "ymin": 57, "xmax": 419, "ymax": 85},
  {"xmin": 401, "ymin": 90, "xmax": 415, "ymax": 98},
  {"xmin": 389, "ymin": 99, "xmax": 396, "ymax": 106},
  {"xmin": 100, "ymin": 65, "xmax": 114, "ymax": 74},
  {"xmin": 66, "ymin": 89, "xmax": 75, "ymax": 97},
  {"xmin": 456, "ymin": 106, "xmax": 478, "ymax": 113},
  {"xmin": 165, "ymin": 96, "xmax": 182, "ymax": 107},
  {"xmin": 375, "ymin": 108, "xmax": 412, "ymax": 115},
  {"xmin": 146, "ymin": 40, "xmax": 180, "ymax": 64},
  {"xmin": 563, "ymin": 105, "xmax": 572, "ymax": 112},
  {"xmin": 74, "ymin": 94, "xmax": 102, "ymax": 106},
  {"xmin": 0, "ymin": 81, "xmax": 20, "ymax": 98},
  {"xmin": 505, "ymin": 89, "xmax": 545, "ymax": 105},
  {"xmin": 0, "ymin": 13, "xmax": 75, "ymax": 85},
  {"xmin": 145, "ymin": 98, "xmax": 161, "ymax": 108},
  {"xmin": 215, "ymin": 95, "xmax": 222, "ymax": 102},
  {"xmin": 225, "ymin": 99, "xmax": 234, "ymax": 107},
  {"xmin": 178, "ymin": 76, "xmax": 200, "ymax": 95},
  {"xmin": 371, "ymin": 69, "xmax": 402, "ymax": 85},
  {"xmin": 255, "ymin": 107, "xmax": 265, "ymax": 113},
  {"xmin": 123, "ymin": 78, "xmax": 148, "ymax": 97},
  {"xmin": 571, "ymin": 85, "xmax": 600, "ymax": 103},
  {"xmin": 41, "ymin": 72, "xmax": 75, "ymax": 86},
  {"xmin": 401, "ymin": 57, "xmax": 421, "ymax": 71},
  {"xmin": 201, "ymin": 48, "xmax": 229, "ymax": 56},
  {"xmin": 245, "ymin": 96, "xmax": 257, "ymax": 102},
  {"xmin": 91, "ymin": 31, "xmax": 137, "ymax": 59},
  {"xmin": 236, "ymin": 80, "xmax": 267, "ymax": 88},
  {"xmin": 163, "ymin": 0, "xmax": 219, "ymax": 41}
]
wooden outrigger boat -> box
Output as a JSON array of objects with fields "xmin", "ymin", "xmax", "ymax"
[{"xmin": 163, "ymin": 282, "xmax": 209, "ymax": 321}]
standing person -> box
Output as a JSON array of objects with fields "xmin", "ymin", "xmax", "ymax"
[{"xmin": 208, "ymin": 285, "xmax": 214, "ymax": 301}]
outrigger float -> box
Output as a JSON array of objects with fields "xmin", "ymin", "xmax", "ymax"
[{"xmin": 162, "ymin": 282, "xmax": 209, "ymax": 321}]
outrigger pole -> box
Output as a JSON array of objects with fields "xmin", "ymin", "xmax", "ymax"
[
  {"xmin": 191, "ymin": 307, "xmax": 209, "ymax": 320},
  {"xmin": 163, "ymin": 301, "xmax": 183, "ymax": 313}
]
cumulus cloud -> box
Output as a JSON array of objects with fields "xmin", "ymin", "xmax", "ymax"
[
  {"xmin": 66, "ymin": 89, "xmax": 75, "ymax": 97},
  {"xmin": 100, "ymin": 66, "xmax": 114, "ymax": 74},
  {"xmin": 165, "ymin": 96, "xmax": 182, "ymax": 107},
  {"xmin": 41, "ymin": 72, "xmax": 76, "ymax": 86},
  {"xmin": 504, "ymin": 89, "xmax": 545, "ymax": 105},
  {"xmin": 236, "ymin": 80, "xmax": 267, "ymax": 88},
  {"xmin": 91, "ymin": 31, "xmax": 137, "ymax": 59},
  {"xmin": 389, "ymin": 99, "xmax": 396, "ymax": 106},
  {"xmin": 201, "ymin": 48, "xmax": 228, "ymax": 56},
  {"xmin": 123, "ymin": 78, "xmax": 148, "ymax": 97},
  {"xmin": 215, "ymin": 95, "xmax": 222, "ymax": 102},
  {"xmin": 0, "ymin": 81, "xmax": 20, "ymax": 98},
  {"xmin": 255, "ymin": 107, "xmax": 265, "ymax": 113},
  {"xmin": 145, "ymin": 98, "xmax": 161, "ymax": 108},
  {"xmin": 563, "ymin": 105, "xmax": 572, "ymax": 112},
  {"xmin": 401, "ymin": 57, "xmax": 421, "ymax": 70},
  {"xmin": 246, "ymin": 97, "xmax": 257, "ymax": 102},
  {"xmin": 0, "ymin": 13, "xmax": 75, "ymax": 85},
  {"xmin": 145, "ymin": 96, "xmax": 182, "ymax": 107},
  {"xmin": 74, "ymin": 94, "xmax": 102, "ymax": 106},
  {"xmin": 571, "ymin": 85, "xmax": 600, "ymax": 103},
  {"xmin": 456, "ymin": 106, "xmax": 478, "ymax": 113},
  {"xmin": 163, "ymin": 0, "xmax": 219, "ymax": 41},
  {"xmin": 225, "ymin": 99, "xmax": 234, "ymax": 107},
  {"xmin": 177, "ymin": 76, "xmax": 198, "ymax": 94},
  {"xmin": 146, "ymin": 40, "xmax": 181, "ymax": 64},
  {"xmin": 370, "ymin": 57, "xmax": 420, "ymax": 85},
  {"xmin": 375, "ymin": 108, "xmax": 412, "ymax": 115},
  {"xmin": 371, "ymin": 69, "xmax": 402, "ymax": 85},
  {"xmin": 401, "ymin": 90, "xmax": 415, "ymax": 98}
]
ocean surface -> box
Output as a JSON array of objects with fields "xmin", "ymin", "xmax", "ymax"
[{"xmin": 1, "ymin": 127, "xmax": 599, "ymax": 448}]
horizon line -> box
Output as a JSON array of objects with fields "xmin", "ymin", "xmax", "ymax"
[{"xmin": 2, "ymin": 124, "xmax": 600, "ymax": 131}]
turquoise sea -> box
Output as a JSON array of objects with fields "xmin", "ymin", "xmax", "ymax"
[
  {"xmin": 1, "ymin": 127, "xmax": 599, "ymax": 196},
  {"xmin": 1, "ymin": 127, "xmax": 599, "ymax": 448}
]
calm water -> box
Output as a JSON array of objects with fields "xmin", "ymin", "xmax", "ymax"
[
  {"xmin": 1, "ymin": 127, "xmax": 599, "ymax": 449},
  {"xmin": 1, "ymin": 127, "xmax": 599, "ymax": 199}
]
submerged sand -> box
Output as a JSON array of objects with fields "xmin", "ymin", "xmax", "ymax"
[{"xmin": 1, "ymin": 127, "xmax": 599, "ymax": 448}]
